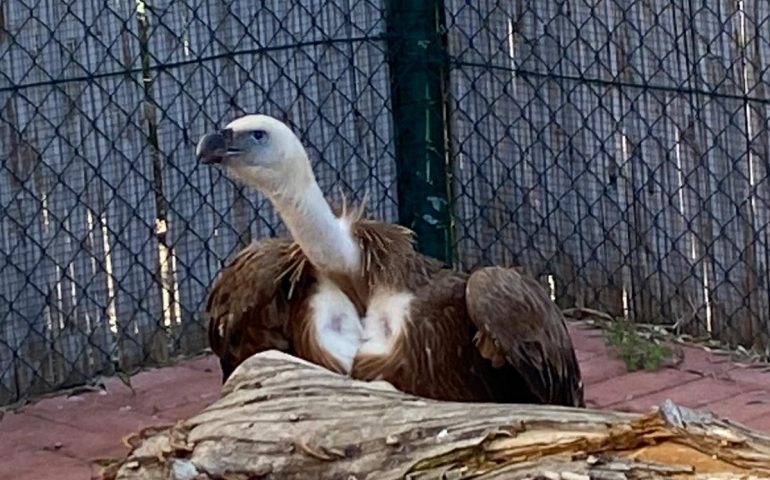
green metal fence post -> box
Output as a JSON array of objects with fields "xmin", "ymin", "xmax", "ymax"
[{"xmin": 385, "ymin": 0, "xmax": 454, "ymax": 265}]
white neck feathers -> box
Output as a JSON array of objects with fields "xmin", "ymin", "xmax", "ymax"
[{"xmin": 272, "ymin": 182, "xmax": 361, "ymax": 276}]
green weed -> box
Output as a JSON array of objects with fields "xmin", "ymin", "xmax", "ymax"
[{"xmin": 603, "ymin": 319, "xmax": 673, "ymax": 372}]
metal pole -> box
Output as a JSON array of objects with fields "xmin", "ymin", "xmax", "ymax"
[{"xmin": 385, "ymin": 0, "xmax": 454, "ymax": 265}]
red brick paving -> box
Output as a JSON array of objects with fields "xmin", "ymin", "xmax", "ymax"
[
  {"xmin": 2, "ymin": 323, "xmax": 769, "ymax": 479},
  {"xmin": 0, "ymin": 355, "xmax": 222, "ymax": 480},
  {"xmin": 705, "ymin": 390, "xmax": 770, "ymax": 423}
]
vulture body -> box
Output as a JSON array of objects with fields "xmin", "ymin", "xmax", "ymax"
[{"xmin": 196, "ymin": 114, "xmax": 585, "ymax": 407}]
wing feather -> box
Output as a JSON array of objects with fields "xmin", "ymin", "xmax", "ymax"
[
  {"xmin": 465, "ymin": 266, "xmax": 585, "ymax": 407},
  {"xmin": 206, "ymin": 238, "xmax": 314, "ymax": 381}
]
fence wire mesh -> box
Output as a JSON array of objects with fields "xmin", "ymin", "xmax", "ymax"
[
  {"xmin": 0, "ymin": 0, "xmax": 769, "ymax": 405},
  {"xmin": 444, "ymin": 0, "xmax": 770, "ymax": 355},
  {"xmin": 0, "ymin": 0, "xmax": 396, "ymax": 404}
]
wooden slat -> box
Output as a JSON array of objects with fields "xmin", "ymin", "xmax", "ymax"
[
  {"xmin": 32, "ymin": 0, "xmax": 136, "ymax": 393},
  {"xmin": 669, "ymin": 104, "xmax": 712, "ymax": 339},
  {"xmin": 687, "ymin": 1, "xmax": 755, "ymax": 346},
  {"xmin": 444, "ymin": 0, "xmax": 485, "ymax": 268},
  {"xmin": 93, "ymin": 2, "xmax": 165, "ymax": 371},
  {"xmin": 617, "ymin": 0, "xmax": 694, "ymax": 326},
  {"xmin": 0, "ymin": 0, "xmax": 144, "ymax": 398},
  {"xmin": 42, "ymin": 8, "xmax": 94, "ymax": 389},
  {"xmin": 0, "ymin": 0, "xmax": 79, "ymax": 399},
  {"xmin": 63, "ymin": 0, "xmax": 128, "ymax": 382},
  {"xmin": 145, "ymin": 0, "xmax": 242, "ymax": 356},
  {"xmin": 158, "ymin": 0, "xmax": 253, "ymax": 355},
  {"xmin": 446, "ymin": 0, "xmax": 560, "ymax": 277},
  {"xmin": 498, "ymin": 1, "xmax": 531, "ymax": 271},
  {"xmin": 672, "ymin": 4, "xmax": 718, "ymax": 338},
  {"xmin": 540, "ymin": 0, "xmax": 591, "ymax": 309},
  {"xmin": 186, "ymin": 0, "xmax": 253, "ymax": 353},
  {"xmin": 754, "ymin": 0, "xmax": 770, "ymax": 349},
  {"xmin": 445, "ymin": 0, "xmax": 630, "ymax": 315},
  {"xmin": 739, "ymin": 0, "xmax": 770, "ymax": 350},
  {"xmin": 446, "ymin": 0, "xmax": 510, "ymax": 269},
  {"xmin": 0, "ymin": 0, "xmax": 20, "ymax": 404},
  {"xmin": 0, "ymin": 0, "xmax": 151, "ymax": 386},
  {"xmin": 0, "ymin": 87, "xmax": 50, "ymax": 404},
  {"xmin": 79, "ymin": 0, "xmax": 151, "ymax": 372},
  {"xmin": 564, "ymin": 0, "xmax": 627, "ymax": 315},
  {"xmin": 348, "ymin": 0, "xmax": 398, "ymax": 223},
  {"xmin": 648, "ymin": 2, "xmax": 704, "ymax": 331},
  {"xmin": 738, "ymin": 0, "xmax": 770, "ymax": 349}
]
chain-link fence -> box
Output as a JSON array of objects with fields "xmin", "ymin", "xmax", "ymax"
[
  {"xmin": 0, "ymin": 0, "xmax": 396, "ymax": 405},
  {"xmin": 444, "ymin": 0, "xmax": 770, "ymax": 355},
  {"xmin": 1, "ymin": 0, "xmax": 769, "ymax": 405}
]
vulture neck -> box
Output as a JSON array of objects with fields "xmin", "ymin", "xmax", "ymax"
[{"xmin": 270, "ymin": 177, "xmax": 361, "ymax": 277}]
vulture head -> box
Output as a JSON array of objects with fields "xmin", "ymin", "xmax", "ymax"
[
  {"xmin": 196, "ymin": 114, "xmax": 362, "ymax": 276},
  {"xmin": 195, "ymin": 114, "xmax": 315, "ymax": 198}
]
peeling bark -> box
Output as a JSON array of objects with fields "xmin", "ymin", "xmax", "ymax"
[{"xmin": 103, "ymin": 351, "xmax": 770, "ymax": 480}]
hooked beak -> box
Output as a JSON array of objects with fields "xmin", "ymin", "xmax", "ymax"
[{"xmin": 196, "ymin": 129, "xmax": 235, "ymax": 165}]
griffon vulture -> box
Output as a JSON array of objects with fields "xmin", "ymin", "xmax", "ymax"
[{"xmin": 195, "ymin": 114, "xmax": 584, "ymax": 407}]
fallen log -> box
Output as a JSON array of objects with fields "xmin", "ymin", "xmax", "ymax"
[{"xmin": 104, "ymin": 351, "xmax": 770, "ymax": 479}]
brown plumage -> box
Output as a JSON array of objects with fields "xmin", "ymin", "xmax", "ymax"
[
  {"xmin": 197, "ymin": 114, "xmax": 584, "ymax": 407},
  {"xmin": 206, "ymin": 216, "xmax": 584, "ymax": 406}
]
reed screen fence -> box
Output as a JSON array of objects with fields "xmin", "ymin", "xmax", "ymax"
[{"xmin": 1, "ymin": 0, "xmax": 769, "ymax": 405}]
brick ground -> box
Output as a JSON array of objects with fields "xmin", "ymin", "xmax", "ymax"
[{"xmin": 2, "ymin": 323, "xmax": 769, "ymax": 479}]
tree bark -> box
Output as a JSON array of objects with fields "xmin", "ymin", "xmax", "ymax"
[{"xmin": 104, "ymin": 351, "xmax": 770, "ymax": 480}]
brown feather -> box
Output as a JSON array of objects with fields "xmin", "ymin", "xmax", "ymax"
[
  {"xmin": 465, "ymin": 266, "xmax": 585, "ymax": 406},
  {"xmin": 205, "ymin": 207, "xmax": 584, "ymax": 407},
  {"xmin": 205, "ymin": 238, "xmax": 313, "ymax": 380}
]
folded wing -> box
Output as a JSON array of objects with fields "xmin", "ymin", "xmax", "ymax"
[
  {"xmin": 206, "ymin": 238, "xmax": 313, "ymax": 381},
  {"xmin": 465, "ymin": 266, "xmax": 585, "ymax": 407}
]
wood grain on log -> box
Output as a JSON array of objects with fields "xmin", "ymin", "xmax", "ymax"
[{"xmin": 104, "ymin": 351, "xmax": 770, "ymax": 480}]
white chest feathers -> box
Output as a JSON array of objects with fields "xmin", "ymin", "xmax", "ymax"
[{"xmin": 308, "ymin": 278, "xmax": 413, "ymax": 373}]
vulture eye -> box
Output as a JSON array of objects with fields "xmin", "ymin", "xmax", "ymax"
[{"xmin": 252, "ymin": 130, "xmax": 267, "ymax": 142}]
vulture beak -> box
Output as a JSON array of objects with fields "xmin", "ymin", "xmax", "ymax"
[{"xmin": 196, "ymin": 129, "xmax": 233, "ymax": 165}]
